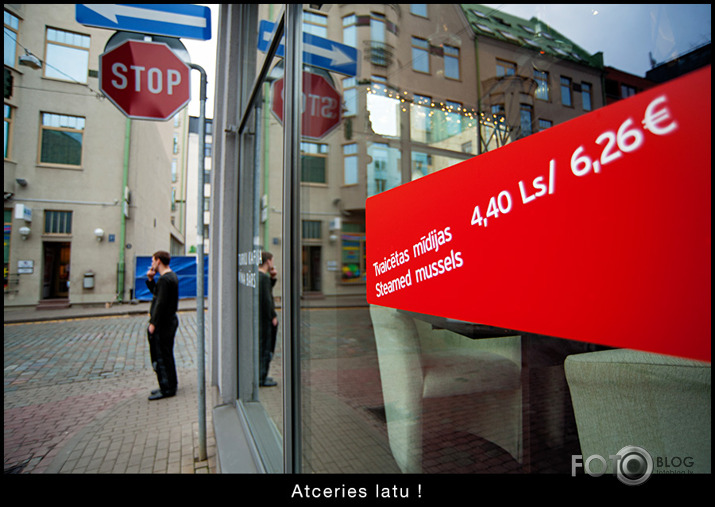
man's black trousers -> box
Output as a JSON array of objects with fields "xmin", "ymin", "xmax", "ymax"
[{"xmin": 148, "ymin": 315, "xmax": 179, "ymax": 395}]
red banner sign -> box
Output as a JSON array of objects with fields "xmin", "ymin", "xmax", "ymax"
[{"xmin": 366, "ymin": 66, "xmax": 711, "ymax": 362}]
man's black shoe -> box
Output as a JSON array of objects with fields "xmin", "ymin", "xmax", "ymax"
[
  {"xmin": 260, "ymin": 378, "xmax": 277, "ymax": 387},
  {"xmin": 148, "ymin": 391, "xmax": 176, "ymax": 400},
  {"xmin": 151, "ymin": 386, "xmax": 178, "ymax": 395}
]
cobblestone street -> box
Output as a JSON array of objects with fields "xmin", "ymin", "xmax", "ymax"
[{"xmin": 4, "ymin": 311, "xmax": 214, "ymax": 474}]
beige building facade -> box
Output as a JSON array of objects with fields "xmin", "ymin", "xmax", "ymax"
[{"xmin": 4, "ymin": 4, "xmax": 188, "ymax": 308}]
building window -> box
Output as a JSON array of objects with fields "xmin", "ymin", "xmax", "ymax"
[
  {"xmin": 371, "ymin": 12, "xmax": 385, "ymax": 43},
  {"xmin": 491, "ymin": 104, "xmax": 506, "ymax": 122},
  {"xmin": 582, "ymin": 82, "xmax": 592, "ymax": 111},
  {"xmin": 496, "ymin": 59, "xmax": 516, "ymax": 77},
  {"xmin": 367, "ymin": 76, "xmax": 400, "ymax": 138},
  {"xmin": 343, "ymin": 77, "xmax": 357, "ymax": 117},
  {"xmin": 343, "ymin": 143, "xmax": 358, "ymax": 185},
  {"xmin": 39, "ymin": 113, "xmax": 85, "ymax": 167},
  {"xmin": 171, "ymin": 159, "xmax": 177, "ymax": 183},
  {"xmin": 301, "ymin": 142, "xmax": 328, "ymax": 184},
  {"xmin": 499, "ymin": 30, "xmax": 522, "ymax": 44},
  {"xmin": 474, "ymin": 23, "xmax": 495, "ymax": 35},
  {"xmin": 411, "ymin": 37, "xmax": 430, "ymax": 74},
  {"xmin": 560, "ymin": 76, "xmax": 572, "ymax": 107},
  {"xmin": 4, "ymin": 10, "xmax": 20, "ymax": 68},
  {"xmin": 173, "ymin": 134, "xmax": 179, "ymax": 154},
  {"xmin": 472, "ymin": 9, "xmax": 489, "ymax": 19},
  {"xmin": 412, "ymin": 151, "xmax": 432, "ymax": 179},
  {"xmin": 520, "ymin": 104, "xmax": 533, "ymax": 136},
  {"xmin": 4, "ymin": 104, "xmax": 13, "ymax": 159},
  {"xmin": 369, "ymin": 13, "xmax": 387, "ymax": 66},
  {"xmin": 443, "ymin": 45, "xmax": 460, "ymax": 80},
  {"xmin": 342, "ymin": 14, "xmax": 357, "ymax": 48},
  {"xmin": 302, "ymin": 220, "xmax": 322, "ymax": 240},
  {"xmin": 621, "ymin": 84, "xmax": 636, "ymax": 99},
  {"xmin": 367, "ymin": 142, "xmax": 400, "ymax": 197},
  {"xmin": 445, "ymin": 100, "xmax": 463, "ymax": 136},
  {"xmin": 534, "ymin": 70, "xmax": 549, "ymax": 100},
  {"xmin": 410, "ymin": 4, "xmax": 428, "ymax": 18},
  {"xmin": 539, "ymin": 119, "xmax": 553, "ymax": 131},
  {"xmin": 44, "ymin": 210, "xmax": 72, "ymax": 235},
  {"xmin": 303, "ymin": 11, "xmax": 327, "ymax": 37},
  {"xmin": 44, "ymin": 27, "xmax": 90, "ymax": 84},
  {"xmin": 411, "ymin": 94, "xmax": 433, "ymax": 143}
]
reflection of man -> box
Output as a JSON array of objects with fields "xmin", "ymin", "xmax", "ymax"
[
  {"xmin": 259, "ymin": 251, "xmax": 278, "ymax": 387},
  {"xmin": 146, "ymin": 251, "xmax": 180, "ymax": 400}
]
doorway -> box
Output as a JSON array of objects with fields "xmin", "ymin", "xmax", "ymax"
[
  {"xmin": 42, "ymin": 241, "xmax": 71, "ymax": 300},
  {"xmin": 302, "ymin": 245, "xmax": 322, "ymax": 294}
]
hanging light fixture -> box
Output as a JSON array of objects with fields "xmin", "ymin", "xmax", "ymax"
[{"xmin": 18, "ymin": 50, "xmax": 42, "ymax": 70}]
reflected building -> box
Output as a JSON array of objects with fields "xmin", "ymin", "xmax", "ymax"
[
  {"xmin": 209, "ymin": 4, "xmax": 628, "ymax": 475},
  {"xmin": 256, "ymin": 4, "xmax": 605, "ymax": 302}
]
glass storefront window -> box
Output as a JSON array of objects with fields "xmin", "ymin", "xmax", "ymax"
[
  {"xmin": 218, "ymin": 4, "xmax": 711, "ymax": 477},
  {"xmin": 366, "ymin": 142, "xmax": 400, "ymax": 197}
]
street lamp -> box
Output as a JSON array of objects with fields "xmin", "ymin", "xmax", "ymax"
[{"xmin": 18, "ymin": 50, "xmax": 42, "ymax": 70}]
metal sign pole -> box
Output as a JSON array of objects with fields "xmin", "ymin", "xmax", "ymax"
[{"xmin": 189, "ymin": 62, "xmax": 207, "ymax": 462}]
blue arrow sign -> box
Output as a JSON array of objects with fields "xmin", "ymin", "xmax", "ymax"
[
  {"xmin": 258, "ymin": 19, "xmax": 358, "ymax": 77},
  {"xmin": 76, "ymin": 4, "xmax": 211, "ymax": 41}
]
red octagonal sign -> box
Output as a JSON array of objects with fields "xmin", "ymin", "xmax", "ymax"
[
  {"xmin": 100, "ymin": 40, "xmax": 190, "ymax": 121},
  {"xmin": 272, "ymin": 71, "xmax": 342, "ymax": 139}
]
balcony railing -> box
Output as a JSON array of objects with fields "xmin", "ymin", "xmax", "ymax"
[{"xmin": 364, "ymin": 40, "xmax": 394, "ymax": 67}]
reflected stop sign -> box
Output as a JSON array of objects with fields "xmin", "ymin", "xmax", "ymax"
[
  {"xmin": 99, "ymin": 40, "xmax": 190, "ymax": 121},
  {"xmin": 271, "ymin": 71, "xmax": 342, "ymax": 139}
]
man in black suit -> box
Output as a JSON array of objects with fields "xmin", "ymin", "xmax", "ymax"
[{"xmin": 146, "ymin": 250, "xmax": 180, "ymax": 400}]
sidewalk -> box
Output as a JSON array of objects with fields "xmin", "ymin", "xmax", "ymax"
[
  {"xmin": 4, "ymin": 300, "xmax": 216, "ymax": 474},
  {"xmin": 3, "ymin": 298, "xmax": 204, "ymax": 324},
  {"xmin": 3, "ymin": 293, "xmax": 366, "ymax": 324}
]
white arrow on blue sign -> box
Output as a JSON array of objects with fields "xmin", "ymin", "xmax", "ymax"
[
  {"xmin": 258, "ymin": 19, "xmax": 358, "ymax": 77},
  {"xmin": 76, "ymin": 4, "xmax": 211, "ymax": 41}
]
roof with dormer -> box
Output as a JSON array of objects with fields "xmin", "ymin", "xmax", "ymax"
[{"xmin": 461, "ymin": 4, "xmax": 604, "ymax": 69}]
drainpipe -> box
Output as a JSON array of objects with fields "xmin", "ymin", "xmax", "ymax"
[{"xmin": 117, "ymin": 117, "xmax": 131, "ymax": 302}]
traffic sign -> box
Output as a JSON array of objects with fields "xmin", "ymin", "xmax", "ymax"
[
  {"xmin": 366, "ymin": 66, "xmax": 711, "ymax": 362},
  {"xmin": 258, "ymin": 20, "xmax": 358, "ymax": 77},
  {"xmin": 271, "ymin": 71, "xmax": 342, "ymax": 139},
  {"xmin": 99, "ymin": 40, "xmax": 191, "ymax": 121},
  {"xmin": 76, "ymin": 4, "xmax": 211, "ymax": 41}
]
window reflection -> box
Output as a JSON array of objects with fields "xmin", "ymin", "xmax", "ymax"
[
  {"xmin": 242, "ymin": 3, "xmax": 712, "ymax": 475},
  {"xmin": 366, "ymin": 79, "xmax": 400, "ymax": 137},
  {"xmin": 367, "ymin": 142, "xmax": 400, "ymax": 196}
]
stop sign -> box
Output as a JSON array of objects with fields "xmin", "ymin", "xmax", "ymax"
[
  {"xmin": 100, "ymin": 40, "xmax": 190, "ymax": 121},
  {"xmin": 272, "ymin": 71, "xmax": 342, "ymax": 139}
]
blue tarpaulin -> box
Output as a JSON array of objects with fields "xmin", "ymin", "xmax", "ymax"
[{"xmin": 134, "ymin": 256, "xmax": 208, "ymax": 301}]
